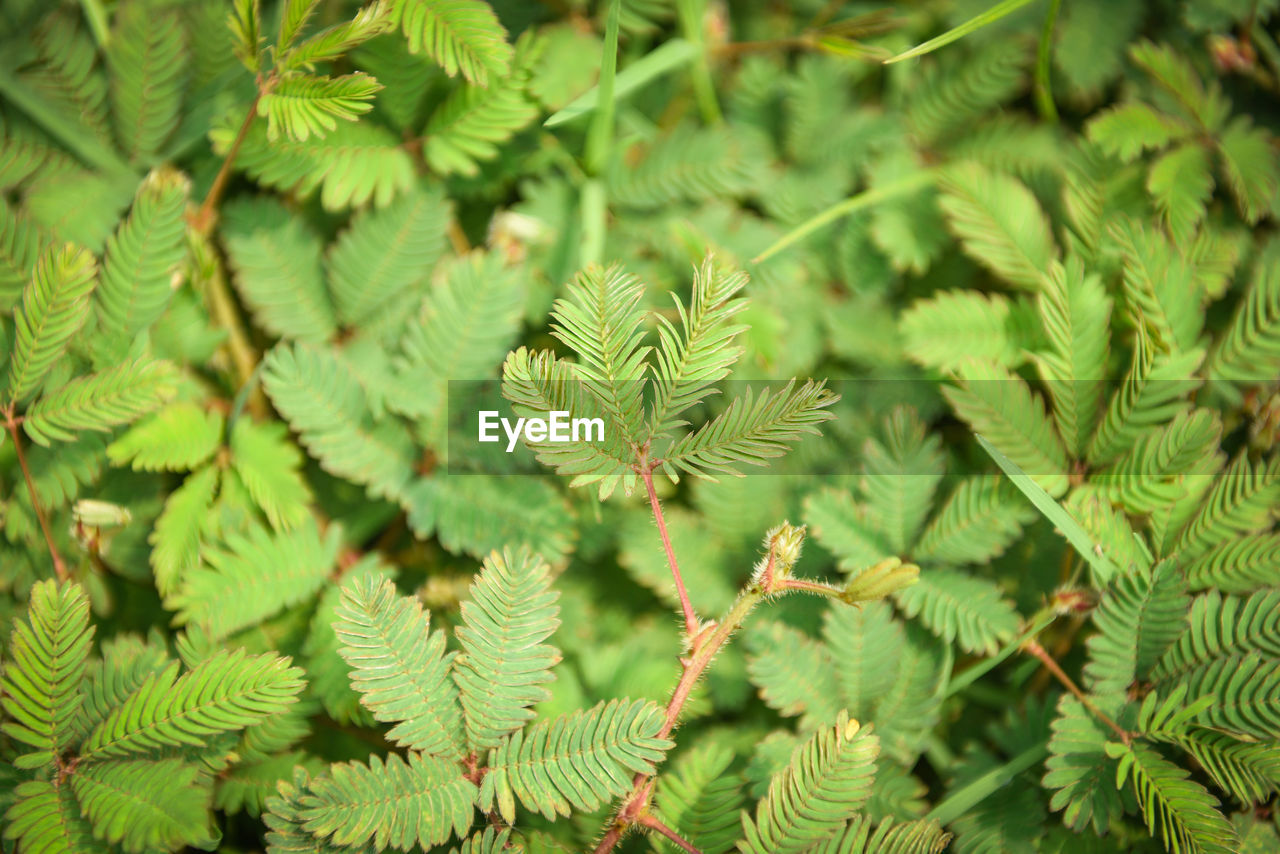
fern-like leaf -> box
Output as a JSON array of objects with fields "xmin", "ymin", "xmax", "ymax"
[
  {"xmin": 454, "ymin": 548, "xmax": 561, "ymax": 751},
  {"xmin": 107, "ymin": 401, "xmax": 223, "ymax": 472},
  {"xmin": 649, "ymin": 258, "xmax": 749, "ymax": 439},
  {"xmin": 7, "ymin": 242, "xmax": 97, "ymax": 404},
  {"xmin": 1152, "ymin": 589, "xmax": 1280, "ymax": 684},
  {"xmin": 262, "ymin": 343, "xmax": 415, "ymax": 501},
  {"xmin": 1043, "ymin": 695, "xmax": 1125, "ymax": 834},
  {"xmin": 1107, "ymin": 740, "xmax": 1238, "ymax": 854},
  {"xmin": 1208, "ymin": 239, "xmax": 1280, "ymax": 383},
  {"xmin": 170, "ymin": 519, "xmax": 339, "ymax": 639},
  {"xmin": 1085, "ymin": 561, "xmax": 1190, "ymax": 698},
  {"xmin": 222, "ymin": 197, "xmax": 337, "ymax": 343},
  {"xmin": 300, "ymin": 752, "xmax": 476, "ymax": 850},
  {"xmin": 944, "ymin": 360, "xmax": 1070, "ymax": 497},
  {"xmin": 3, "ymin": 780, "xmax": 104, "ymax": 854},
  {"xmin": 259, "ymin": 73, "xmax": 383, "ymax": 142},
  {"xmin": 70, "ymin": 758, "xmax": 212, "ymax": 853},
  {"xmin": 229, "ymin": 418, "xmax": 313, "ymax": 531},
  {"xmin": 333, "ymin": 575, "xmax": 464, "ymax": 758},
  {"xmin": 0, "ymin": 580, "xmax": 93, "ymax": 770},
  {"xmin": 658, "ymin": 380, "xmax": 837, "ymax": 480},
  {"xmin": 23, "ymin": 359, "xmax": 178, "ymax": 447},
  {"xmin": 325, "ymin": 182, "xmax": 449, "ymax": 330},
  {"xmin": 424, "ymin": 71, "xmax": 538, "ymax": 176},
  {"xmin": 738, "ymin": 711, "xmax": 879, "ymax": 854},
  {"xmin": 80, "ymin": 648, "xmax": 305, "ymax": 760},
  {"xmin": 479, "ymin": 698, "xmax": 672, "ymax": 823},
  {"xmin": 745, "ymin": 621, "xmax": 841, "ymax": 730},
  {"xmin": 107, "ymin": 5, "xmax": 187, "ymax": 162},
  {"xmin": 652, "ymin": 743, "xmax": 745, "ymax": 854},
  {"xmin": 936, "ymin": 162, "xmax": 1056, "ymax": 290},
  {"xmin": 93, "ymin": 168, "xmax": 190, "ymax": 360},
  {"xmin": 392, "ymin": 0, "xmax": 513, "ymax": 86},
  {"xmin": 219, "ymin": 119, "xmax": 415, "ymax": 211},
  {"xmin": 914, "ymin": 477, "xmax": 1033, "ymax": 565},
  {"xmin": 892, "ymin": 569, "xmax": 1019, "ymax": 656},
  {"xmin": 1035, "ymin": 256, "xmax": 1110, "ymax": 457},
  {"xmin": 899, "ymin": 290, "xmax": 1030, "ymax": 372},
  {"xmin": 148, "ymin": 464, "xmax": 219, "ymax": 598}
]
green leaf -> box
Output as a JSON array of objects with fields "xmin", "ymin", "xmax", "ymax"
[
  {"xmin": 0, "ymin": 580, "xmax": 93, "ymax": 769},
  {"xmin": 81, "ymin": 648, "xmax": 305, "ymax": 760},
  {"xmin": 392, "ymin": 0, "xmax": 514, "ymax": 86},
  {"xmin": 738, "ymin": 711, "xmax": 879, "ymax": 854},
  {"xmin": 70, "ymin": 759, "xmax": 212, "ymax": 854},
  {"xmin": 1085, "ymin": 560, "xmax": 1189, "ymax": 697},
  {"xmin": 899, "ymin": 291, "xmax": 1029, "ymax": 372},
  {"xmin": 259, "ymin": 73, "xmax": 382, "ymax": 142},
  {"xmin": 914, "ymin": 477, "xmax": 1034, "ymax": 566},
  {"xmin": 7, "ymin": 242, "xmax": 97, "ymax": 405},
  {"xmin": 545, "ymin": 38, "xmax": 695, "ymax": 126},
  {"xmin": 262, "ymin": 343, "xmax": 415, "ymax": 501},
  {"xmin": 107, "ymin": 5, "xmax": 188, "ymax": 162},
  {"xmin": 1043, "ymin": 695, "xmax": 1124, "ymax": 834},
  {"xmin": 1208, "ymin": 239, "xmax": 1280, "ymax": 384},
  {"xmin": 92, "ymin": 168, "xmax": 191, "ymax": 361},
  {"xmin": 453, "ymin": 548, "xmax": 561, "ymax": 751},
  {"xmin": 3, "ymin": 780, "xmax": 104, "ymax": 854},
  {"xmin": 424, "ymin": 72, "xmax": 538, "ymax": 176},
  {"xmin": 1109, "ymin": 740, "xmax": 1238, "ymax": 854},
  {"xmin": 479, "ymin": 698, "xmax": 672, "ymax": 823},
  {"xmin": 653, "ymin": 743, "xmax": 745, "ymax": 854},
  {"xmin": 946, "ymin": 361, "xmax": 1070, "ymax": 497},
  {"xmin": 222, "ymin": 197, "xmax": 337, "ymax": 343},
  {"xmin": 149, "ymin": 464, "xmax": 219, "ymax": 599},
  {"xmin": 169, "ymin": 519, "xmax": 340, "ymax": 640},
  {"xmin": 218, "ymin": 119, "xmax": 415, "ymax": 211},
  {"xmin": 1147, "ymin": 143, "xmax": 1213, "ymax": 245},
  {"xmin": 1086, "ymin": 102, "xmax": 1186, "ymax": 162},
  {"xmin": 886, "ymin": 0, "xmax": 1037, "ymax": 63},
  {"xmin": 860, "ymin": 407, "xmax": 944, "ymax": 555},
  {"xmin": 229, "ymin": 418, "xmax": 313, "ymax": 531},
  {"xmin": 283, "ymin": 3, "xmax": 395, "ymax": 71},
  {"xmin": 23, "ymin": 358, "xmax": 179, "ymax": 447},
  {"xmin": 107, "ymin": 401, "xmax": 224, "ymax": 472},
  {"xmin": 893, "ymin": 569, "xmax": 1020, "ymax": 656},
  {"xmin": 746, "ymin": 621, "xmax": 840, "ymax": 730},
  {"xmin": 300, "ymin": 752, "xmax": 476, "ymax": 851},
  {"xmin": 1218, "ymin": 117, "xmax": 1279, "ymax": 224},
  {"xmin": 658, "ymin": 380, "xmax": 838, "ymax": 480},
  {"xmin": 937, "ymin": 163, "xmax": 1056, "ymax": 290},
  {"xmin": 976, "ymin": 433, "xmax": 1123, "ymax": 584},
  {"xmin": 805, "ymin": 487, "xmax": 895, "ymax": 573},
  {"xmin": 333, "ymin": 575, "xmax": 464, "ymax": 758},
  {"xmin": 1035, "ymin": 256, "xmax": 1111, "ymax": 457},
  {"xmin": 324, "ymin": 182, "xmax": 449, "ymax": 330}
]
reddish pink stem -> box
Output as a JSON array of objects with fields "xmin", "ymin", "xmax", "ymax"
[{"xmin": 641, "ymin": 465, "xmax": 699, "ymax": 637}]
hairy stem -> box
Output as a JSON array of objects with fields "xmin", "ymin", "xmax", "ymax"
[
  {"xmin": 1023, "ymin": 639, "xmax": 1131, "ymax": 744},
  {"xmin": 641, "ymin": 465, "xmax": 700, "ymax": 637},
  {"xmin": 593, "ymin": 542, "xmax": 787, "ymax": 854},
  {"xmin": 639, "ymin": 814, "xmax": 703, "ymax": 853},
  {"xmin": 5, "ymin": 414, "xmax": 67, "ymax": 581},
  {"xmin": 191, "ymin": 92, "xmax": 262, "ymax": 235}
]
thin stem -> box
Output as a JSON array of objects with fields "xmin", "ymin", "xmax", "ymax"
[
  {"xmin": 641, "ymin": 465, "xmax": 699, "ymax": 638},
  {"xmin": 947, "ymin": 608, "xmax": 1057, "ymax": 698},
  {"xmin": 79, "ymin": 0, "xmax": 111, "ymax": 48},
  {"xmin": 1023, "ymin": 639, "xmax": 1131, "ymax": 744},
  {"xmin": 191, "ymin": 92, "xmax": 262, "ymax": 235},
  {"xmin": 584, "ymin": 0, "xmax": 621, "ymax": 176},
  {"xmin": 676, "ymin": 0, "xmax": 722, "ymax": 124},
  {"xmin": 638, "ymin": 814, "xmax": 703, "ymax": 854},
  {"xmin": 192, "ymin": 232, "xmax": 265, "ymax": 416},
  {"xmin": 1033, "ymin": 0, "xmax": 1062, "ymax": 122},
  {"xmin": 6, "ymin": 415, "xmax": 67, "ymax": 581},
  {"xmin": 925, "ymin": 743, "xmax": 1049, "ymax": 827}
]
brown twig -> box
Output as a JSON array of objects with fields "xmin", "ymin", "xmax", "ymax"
[
  {"xmin": 1024, "ymin": 639, "xmax": 1131, "ymax": 744},
  {"xmin": 5, "ymin": 412, "xmax": 67, "ymax": 581},
  {"xmin": 641, "ymin": 464, "xmax": 699, "ymax": 638},
  {"xmin": 191, "ymin": 92, "xmax": 262, "ymax": 235}
]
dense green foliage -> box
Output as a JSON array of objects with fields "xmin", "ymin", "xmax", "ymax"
[{"xmin": 1, "ymin": 0, "xmax": 1279, "ymax": 852}]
